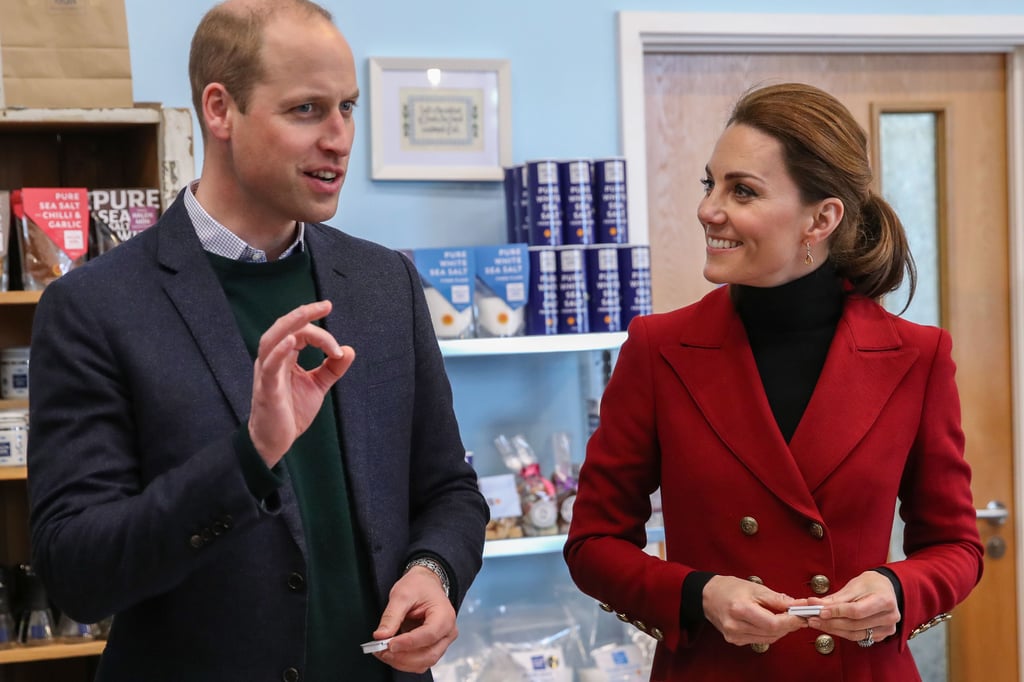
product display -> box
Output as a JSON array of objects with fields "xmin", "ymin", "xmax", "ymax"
[
  {"xmin": 12, "ymin": 188, "xmax": 89, "ymax": 290},
  {"xmin": 88, "ymin": 188, "xmax": 161, "ymax": 257},
  {"xmin": 0, "ymin": 409, "xmax": 28, "ymax": 467},
  {"xmin": 0, "ymin": 347, "xmax": 29, "ymax": 400},
  {"xmin": 494, "ymin": 434, "xmax": 559, "ymax": 537}
]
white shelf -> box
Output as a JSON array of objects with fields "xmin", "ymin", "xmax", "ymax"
[
  {"xmin": 439, "ymin": 332, "xmax": 627, "ymax": 357},
  {"xmin": 483, "ymin": 527, "xmax": 664, "ymax": 558}
]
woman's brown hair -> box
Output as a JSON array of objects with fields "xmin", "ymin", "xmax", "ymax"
[{"xmin": 728, "ymin": 82, "xmax": 916, "ymax": 303}]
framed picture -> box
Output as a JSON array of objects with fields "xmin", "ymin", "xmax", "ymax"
[{"xmin": 368, "ymin": 57, "xmax": 511, "ymax": 181}]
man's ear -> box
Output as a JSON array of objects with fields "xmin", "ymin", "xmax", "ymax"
[
  {"xmin": 807, "ymin": 197, "xmax": 844, "ymax": 246},
  {"xmin": 202, "ymin": 83, "xmax": 234, "ymax": 141}
]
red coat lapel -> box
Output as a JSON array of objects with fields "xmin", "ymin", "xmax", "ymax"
[
  {"xmin": 659, "ymin": 287, "xmax": 820, "ymax": 519},
  {"xmin": 658, "ymin": 288, "xmax": 917, "ymax": 516},
  {"xmin": 789, "ymin": 295, "xmax": 918, "ymax": 490}
]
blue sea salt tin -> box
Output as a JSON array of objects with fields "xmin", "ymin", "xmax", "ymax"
[
  {"xmin": 502, "ymin": 166, "xmax": 526, "ymax": 244},
  {"xmin": 593, "ymin": 158, "xmax": 629, "ymax": 244},
  {"xmin": 525, "ymin": 159, "xmax": 563, "ymax": 247},
  {"xmin": 556, "ymin": 246, "xmax": 588, "ymax": 334},
  {"xmin": 618, "ymin": 244, "xmax": 653, "ymax": 325},
  {"xmin": 558, "ymin": 159, "xmax": 595, "ymax": 246},
  {"xmin": 527, "ymin": 247, "xmax": 559, "ymax": 336},
  {"xmin": 585, "ymin": 245, "xmax": 623, "ymax": 333}
]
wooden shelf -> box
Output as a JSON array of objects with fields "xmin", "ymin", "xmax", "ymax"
[
  {"xmin": 0, "ymin": 641, "xmax": 105, "ymax": 664},
  {"xmin": 0, "ymin": 292, "xmax": 42, "ymax": 306},
  {"xmin": 0, "ymin": 467, "xmax": 27, "ymax": 481},
  {"xmin": 0, "ymin": 400, "xmax": 28, "ymax": 411}
]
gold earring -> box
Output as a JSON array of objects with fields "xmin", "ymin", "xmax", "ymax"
[{"xmin": 805, "ymin": 241, "xmax": 814, "ymax": 265}]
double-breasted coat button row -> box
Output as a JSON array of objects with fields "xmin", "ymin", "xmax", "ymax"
[
  {"xmin": 188, "ymin": 514, "xmax": 234, "ymax": 549},
  {"xmin": 750, "ymin": 634, "xmax": 836, "ymax": 655},
  {"xmin": 597, "ymin": 603, "xmax": 664, "ymax": 641}
]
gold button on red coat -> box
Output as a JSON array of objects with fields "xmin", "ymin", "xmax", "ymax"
[
  {"xmin": 750, "ymin": 642, "xmax": 769, "ymax": 654},
  {"xmin": 810, "ymin": 574, "xmax": 831, "ymax": 594},
  {"xmin": 740, "ymin": 516, "xmax": 759, "ymax": 535},
  {"xmin": 809, "ymin": 522, "xmax": 824, "ymax": 539},
  {"xmin": 815, "ymin": 634, "xmax": 835, "ymax": 654}
]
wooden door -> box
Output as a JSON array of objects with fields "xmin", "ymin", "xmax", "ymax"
[{"xmin": 643, "ymin": 53, "xmax": 1016, "ymax": 681}]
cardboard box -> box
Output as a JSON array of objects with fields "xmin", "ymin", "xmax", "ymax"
[{"xmin": 0, "ymin": 0, "xmax": 133, "ymax": 109}]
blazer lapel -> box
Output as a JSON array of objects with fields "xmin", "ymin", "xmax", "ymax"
[
  {"xmin": 788, "ymin": 296, "xmax": 918, "ymax": 490},
  {"xmin": 155, "ymin": 198, "xmax": 253, "ymax": 423},
  {"xmin": 155, "ymin": 197, "xmax": 306, "ymax": 554},
  {"xmin": 660, "ymin": 288, "xmax": 821, "ymax": 519}
]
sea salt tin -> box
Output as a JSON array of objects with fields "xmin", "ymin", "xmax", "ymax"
[
  {"xmin": 584, "ymin": 245, "xmax": 622, "ymax": 333},
  {"xmin": 0, "ymin": 346, "xmax": 29, "ymax": 399},
  {"xmin": 0, "ymin": 409, "xmax": 28, "ymax": 466},
  {"xmin": 617, "ymin": 244, "xmax": 653, "ymax": 325},
  {"xmin": 556, "ymin": 247, "xmax": 589, "ymax": 334},
  {"xmin": 526, "ymin": 247, "xmax": 560, "ymax": 336},
  {"xmin": 525, "ymin": 160, "xmax": 563, "ymax": 247},
  {"xmin": 558, "ymin": 159, "xmax": 595, "ymax": 246},
  {"xmin": 593, "ymin": 158, "xmax": 629, "ymax": 244}
]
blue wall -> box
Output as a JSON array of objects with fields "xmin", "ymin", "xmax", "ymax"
[{"xmin": 125, "ymin": 0, "xmax": 1024, "ymax": 251}]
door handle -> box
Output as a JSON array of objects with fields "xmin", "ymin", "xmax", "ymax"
[{"xmin": 976, "ymin": 500, "xmax": 1008, "ymax": 527}]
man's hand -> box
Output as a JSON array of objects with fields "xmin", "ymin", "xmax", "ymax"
[
  {"xmin": 702, "ymin": 575, "xmax": 807, "ymax": 647},
  {"xmin": 248, "ymin": 300, "xmax": 355, "ymax": 467},
  {"xmin": 371, "ymin": 566, "xmax": 458, "ymax": 673}
]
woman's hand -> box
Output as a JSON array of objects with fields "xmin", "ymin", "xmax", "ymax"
[
  {"xmin": 806, "ymin": 570, "xmax": 901, "ymax": 645},
  {"xmin": 702, "ymin": 575, "xmax": 808, "ymax": 646}
]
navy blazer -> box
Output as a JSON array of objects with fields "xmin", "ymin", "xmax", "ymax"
[{"xmin": 27, "ymin": 194, "xmax": 488, "ymax": 681}]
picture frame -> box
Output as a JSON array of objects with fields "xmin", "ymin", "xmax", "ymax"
[{"xmin": 368, "ymin": 57, "xmax": 512, "ymax": 181}]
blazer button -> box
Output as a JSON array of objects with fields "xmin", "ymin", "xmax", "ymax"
[
  {"xmin": 815, "ymin": 634, "xmax": 835, "ymax": 655},
  {"xmin": 598, "ymin": 602, "xmax": 613, "ymax": 613},
  {"xmin": 747, "ymin": 576, "xmax": 764, "ymax": 585},
  {"xmin": 188, "ymin": 534, "xmax": 204, "ymax": 549},
  {"xmin": 750, "ymin": 642, "xmax": 770, "ymax": 654},
  {"xmin": 282, "ymin": 667, "xmax": 300, "ymax": 682},
  {"xmin": 809, "ymin": 522, "xmax": 824, "ymax": 539},
  {"xmin": 616, "ymin": 611, "xmax": 631, "ymax": 623},
  {"xmin": 810, "ymin": 574, "xmax": 831, "ymax": 594},
  {"xmin": 287, "ymin": 572, "xmax": 305, "ymax": 592},
  {"xmin": 650, "ymin": 627, "xmax": 664, "ymax": 641},
  {"xmin": 740, "ymin": 516, "xmax": 759, "ymax": 536},
  {"xmin": 632, "ymin": 620, "xmax": 648, "ymax": 634}
]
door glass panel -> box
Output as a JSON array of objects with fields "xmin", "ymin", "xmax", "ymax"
[{"xmin": 879, "ymin": 111, "xmax": 947, "ymax": 682}]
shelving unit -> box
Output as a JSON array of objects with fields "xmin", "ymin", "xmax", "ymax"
[
  {"xmin": 438, "ymin": 331, "xmax": 627, "ymax": 357},
  {"xmin": 0, "ymin": 106, "xmax": 192, "ymax": 681},
  {"xmin": 483, "ymin": 527, "xmax": 663, "ymax": 559}
]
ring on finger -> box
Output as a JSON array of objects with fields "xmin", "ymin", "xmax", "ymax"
[{"xmin": 857, "ymin": 627, "xmax": 875, "ymax": 648}]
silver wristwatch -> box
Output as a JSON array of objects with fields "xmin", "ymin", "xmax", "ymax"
[{"xmin": 404, "ymin": 557, "xmax": 450, "ymax": 598}]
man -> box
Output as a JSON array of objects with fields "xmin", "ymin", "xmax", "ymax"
[{"xmin": 26, "ymin": 1, "xmax": 488, "ymax": 680}]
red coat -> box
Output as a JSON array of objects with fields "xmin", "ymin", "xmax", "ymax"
[{"xmin": 564, "ymin": 286, "xmax": 983, "ymax": 681}]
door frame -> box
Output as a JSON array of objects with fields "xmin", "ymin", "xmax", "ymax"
[{"xmin": 617, "ymin": 8, "xmax": 1024, "ymax": 668}]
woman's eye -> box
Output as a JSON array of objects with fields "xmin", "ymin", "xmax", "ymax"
[
  {"xmin": 734, "ymin": 184, "xmax": 756, "ymax": 198},
  {"xmin": 700, "ymin": 177, "xmax": 713, "ymax": 193}
]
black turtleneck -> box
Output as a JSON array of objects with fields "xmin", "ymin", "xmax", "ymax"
[{"xmin": 732, "ymin": 261, "xmax": 844, "ymax": 442}]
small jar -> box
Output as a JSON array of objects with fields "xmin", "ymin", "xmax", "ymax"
[
  {"xmin": 0, "ymin": 409, "xmax": 28, "ymax": 467},
  {"xmin": 0, "ymin": 347, "xmax": 30, "ymax": 400}
]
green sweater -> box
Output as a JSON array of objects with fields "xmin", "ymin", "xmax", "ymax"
[{"xmin": 208, "ymin": 249, "xmax": 389, "ymax": 682}]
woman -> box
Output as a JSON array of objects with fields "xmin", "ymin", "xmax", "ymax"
[{"xmin": 563, "ymin": 82, "xmax": 983, "ymax": 681}]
